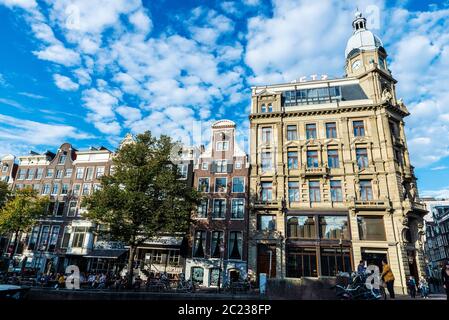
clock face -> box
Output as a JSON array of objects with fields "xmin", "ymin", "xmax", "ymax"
[{"xmin": 352, "ymin": 59, "xmax": 362, "ymax": 71}]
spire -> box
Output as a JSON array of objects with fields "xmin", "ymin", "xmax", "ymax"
[{"xmin": 352, "ymin": 11, "xmax": 367, "ymax": 32}]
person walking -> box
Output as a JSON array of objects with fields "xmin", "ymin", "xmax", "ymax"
[
  {"xmin": 357, "ymin": 260, "xmax": 366, "ymax": 274},
  {"xmin": 407, "ymin": 276, "xmax": 417, "ymax": 298},
  {"xmin": 418, "ymin": 275, "xmax": 429, "ymax": 299},
  {"xmin": 381, "ymin": 259, "xmax": 395, "ymax": 299},
  {"xmin": 442, "ymin": 261, "xmax": 449, "ymax": 301}
]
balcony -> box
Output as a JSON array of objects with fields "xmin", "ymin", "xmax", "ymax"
[
  {"xmin": 403, "ymin": 200, "xmax": 427, "ymax": 216},
  {"xmin": 300, "ymin": 164, "xmax": 328, "ymax": 178},
  {"xmin": 348, "ymin": 198, "xmax": 390, "ymax": 211}
]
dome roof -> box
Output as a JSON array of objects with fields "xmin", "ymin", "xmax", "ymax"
[{"xmin": 345, "ymin": 12, "xmax": 383, "ymax": 59}]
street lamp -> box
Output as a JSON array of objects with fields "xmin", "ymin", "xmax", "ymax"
[{"xmin": 217, "ymin": 242, "xmax": 224, "ymax": 293}]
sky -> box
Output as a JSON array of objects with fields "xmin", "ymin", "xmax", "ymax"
[{"xmin": 0, "ymin": 0, "xmax": 449, "ymax": 198}]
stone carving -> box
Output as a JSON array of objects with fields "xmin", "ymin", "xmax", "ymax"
[
  {"xmin": 381, "ymin": 88, "xmax": 393, "ymax": 103},
  {"xmin": 402, "ymin": 180, "xmax": 416, "ymax": 202}
]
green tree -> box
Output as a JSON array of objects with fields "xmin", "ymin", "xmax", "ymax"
[
  {"xmin": 0, "ymin": 181, "xmax": 10, "ymax": 209},
  {"xmin": 83, "ymin": 131, "xmax": 199, "ymax": 285},
  {"xmin": 0, "ymin": 188, "xmax": 49, "ymax": 258}
]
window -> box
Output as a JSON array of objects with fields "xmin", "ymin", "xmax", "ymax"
[
  {"xmin": 321, "ymin": 248, "xmax": 352, "ymax": 276},
  {"xmin": 73, "ymin": 184, "xmax": 81, "ymax": 196},
  {"xmin": 46, "ymin": 168, "xmax": 54, "ymax": 178},
  {"xmin": 327, "ymin": 150, "xmax": 339, "ymax": 168},
  {"xmin": 287, "ymin": 216, "xmax": 316, "ymax": 238},
  {"xmin": 197, "ymin": 199, "xmax": 208, "ymax": 218},
  {"xmin": 357, "ymin": 216, "xmax": 386, "ymax": 240},
  {"xmin": 261, "ymin": 182, "xmax": 272, "ymax": 201},
  {"xmin": 18, "ymin": 169, "xmax": 26, "ymax": 180},
  {"xmin": 215, "ymin": 178, "xmax": 227, "ymax": 193},
  {"xmin": 42, "ymin": 184, "xmax": 51, "ymax": 195},
  {"xmin": 212, "ymin": 199, "xmax": 226, "ymax": 219},
  {"xmin": 61, "ymin": 184, "xmax": 69, "ymax": 195},
  {"xmin": 261, "ymin": 104, "xmax": 267, "ymax": 113},
  {"xmin": 28, "ymin": 226, "xmax": 40, "ymax": 250},
  {"xmin": 76, "ymin": 168, "xmax": 84, "ymax": 179},
  {"xmin": 307, "ymin": 151, "xmax": 319, "ymax": 168},
  {"xmin": 288, "ymin": 181, "xmax": 300, "ymax": 202},
  {"xmin": 228, "ymin": 231, "xmax": 243, "ymax": 260},
  {"xmin": 178, "ymin": 164, "xmax": 188, "ymax": 180},
  {"xmin": 330, "ymin": 180, "xmax": 343, "ymax": 202},
  {"xmin": 286, "ymin": 247, "xmax": 318, "ymax": 278},
  {"xmin": 193, "ymin": 231, "xmax": 206, "ymax": 258},
  {"xmin": 58, "ymin": 154, "xmax": 66, "ymax": 164},
  {"xmin": 93, "ymin": 184, "xmax": 101, "ymax": 193},
  {"xmin": 72, "ymin": 227, "xmax": 87, "ymax": 248},
  {"xmin": 191, "ymin": 267, "xmax": 204, "ymax": 285},
  {"xmin": 211, "ymin": 231, "xmax": 224, "ymax": 258},
  {"xmin": 353, "ymin": 120, "xmax": 365, "ymax": 137},
  {"xmin": 47, "ymin": 201, "xmax": 56, "ymax": 215},
  {"xmin": 202, "ymin": 162, "xmax": 209, "ymax": 170},
  {"xmin": 379, "ymin": 56, "xmax": 386, "ymax": 70},
  {"xmin": 1, "ymin": 164, "xmax": 8, "ymax": 172},
  {"xmin": 231, "ymin": 199, "xmax": 244, "ymax": 219},
  {"xmin": 326, "ymin": 122, "xmax": 337, "ymax": 138},
  {"xmin": 287, "ymin": 151, "xmax": 298, "ymax": 169},
  {"xmin": 267, "ymin": 103, "xmax": 273, "ymax": 112},
  {"xmin": 65, "ymin": 168, "xmax": 73, "ymax": 178},
  {"xmin": 216, "ymin": 141, "xmax": 229, "ymax": 151},
  {"xmin": 235, "ymin": 161, "xmax": 242, "ymax": 169},
  {"xmin": 261, "ymin": 127, "xmax": 272, "ymax": 144},
  {"xmin": 38, "ymin": 226, "xmax": 50, "ymax": 250},
  {"xmin": 215, "ymin": 160, "xmax": 227, "ymax": 173},
  {"xmin": 198, "ymin": 178, "xmax": 210, "ymax": 192},
  {"xmin": 36, "ymin": 168, "xmax": 43, "ymax": 179},
  {"xmin": 306, "ymin": 124, "xmax": 317, "ymax": 139},
  {"xmin": 261, "ymin": 152, "xmax": 272, "ymax": 172},
  {"xmin": 258, "ymin": 215, "xmax": 276, "ymax": 231},
  {"xmin": 232, "ymin": 177, "xmax": 244, "ymax": 193},
  {"xmin": 61, "ymin": 227, "xmax": 70, "ymax": 249},
  {"xmin": 51, "ymin": 184, "xmax": 59, "ymax": 195},
  {"xmin": 68, "ymin": 201, "xmax": 78, "ymax": 217},
  {"xmin": 48, "ymin": 226, "xmax": 61, "ymax": 251},
  {"xmin": 356, "ymin": 148, "xmax": 369, "ymax": 169},
  {"xmin": 82, "ymin": 183, "xmax": 91, "ymax": 196},
  {"xmin": 96, "ymin": 167, "xmax": 105, "ymax": 178},
  {"xmin": 210, "ymin": 268, "xmax": 220, "ymax": 286},
  {"xmin": 168, "ymin": 250, "xmax": 180, "ymax": 265},
  {"xmin": 319, "ymin": 216, "xmax": 350, "ymax": 240},
  {"xmin": 55, "ymin": 169, "xmax": 63, "ymax": 179},
  {"xmin": 85, "ymin": 167, "xmax": 94, "ymax": 181},
  {"xmin": 55, "ymin": 202, "xmax": 65, "ymax": 217},
  {"xmin": 309, "ymin": 181, "xmax": 321, "ymax": 202},
  {"xmin": 33, "ymin": 184, "xmax": 40, "ymax": 192},
  {"xmin": 287, "ymin": 125, "xmax": 298, "ymax": 140},
  {"xmin": 360, "ymin": 180, "xmax": 373, "ymax": 200},
  {"xmin": 26, "ymin": 169, "xmax": 35, "ymax": 180}
]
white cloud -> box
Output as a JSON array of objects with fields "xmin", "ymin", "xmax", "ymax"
[
  {"xmin": 53, "ymin": 74, "xmax": 79, "ymax": 91},
  {"xmin": 0, "ymin": 113, "xmax": 92, "ymax": 146},
  {"xmin": 0, "ymin": 0, "xmax": 37, "ymax": 9},
  {"xmin": 430, "ymin": 166, "xmax": 448, "ymax": 171},
  {"xmin": 18, "ymin": 92, "xmax": 45, "ymax": 99},
  {"xmin": 421, "ymin": 187, "xmax": 449, "ymax": 199},
  {"xmin": 33, "ymin": 44, "xmax": 80, "ymax": 66}
]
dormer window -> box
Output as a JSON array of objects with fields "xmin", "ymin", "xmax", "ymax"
[
  {"xmin": 58, "ymin": 154, "xmax": 67, "ymax": 164},
  {"xmin": 216, "ymin": 141, "xmax": 229, "ymax": 151},
  {"xmin": 379, "ymin": 56, "xmax": 386, "ymax": 70}
]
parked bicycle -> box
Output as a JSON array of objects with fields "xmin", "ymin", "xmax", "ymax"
[{"xmin": 335, "ymin": 272, "xmax": 383, "ymax": 300}]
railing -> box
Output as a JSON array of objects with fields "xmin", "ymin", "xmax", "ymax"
[{"xmin": 300, "ymin": 165, "xmax": 328, "ymax": 177}]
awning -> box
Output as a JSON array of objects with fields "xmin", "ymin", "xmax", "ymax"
[{"xmin": 84, "ymin": 249, "xmax": 127, "ymax": 259}]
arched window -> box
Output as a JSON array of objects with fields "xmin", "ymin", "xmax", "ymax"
[
  {"xmin": 268, "ymin": 103, "xmax": 273, "ymax": 112},
  {"xmin": 261, "ymin": 104, "xmax": 267, "ymax": 113}
]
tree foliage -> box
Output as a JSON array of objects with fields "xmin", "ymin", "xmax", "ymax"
[
  {"xmin": 0, "ymin": 181, "xmax": 10, "ymax": 209},
  {"xmin": 0, "ymin": 188, "xmax": 49, "ymax": 236},
  {"xmin": 83, "ymin": 131, "xmax": 199, "ymax": 280}
]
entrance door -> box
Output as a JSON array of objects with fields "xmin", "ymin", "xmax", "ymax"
[
  {"xmin": 361, "ymin": 250, "xmax": 387, "ymax": 272},
  {"xmin": 257, "ymin": 244, "xmax": 276, "ymax": 279},
  {"xmin": 407, "ymin": 250, "xmax": 419, "ymax": 280}
]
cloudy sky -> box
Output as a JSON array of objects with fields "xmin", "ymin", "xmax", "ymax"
[{"xmin": 0, "ymin": 0, "xmax": 448, "ymax": 197}]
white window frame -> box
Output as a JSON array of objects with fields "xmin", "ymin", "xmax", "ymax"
[
  {"xmin": 231, "ymin": 198, "xmax": 245, "ymax": 220},
  {"xmin": 201, "ymin": 162, "xmax": 209, "ymax": 170},
  {"xmin": 216, "ymin": 141, "xmax": 229, "ymax": 151},
  {"xmin": 214, "ymin": 177, "xmax": 228, "ymax": 193},
  {"xmin": 232, "ymin": 177, "xmax": 245, "ymax": 193},
  {"xmin": 212, "ymin": 198, "xmax": 226, "ymax": 219}
]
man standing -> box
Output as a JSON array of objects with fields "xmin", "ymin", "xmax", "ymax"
[
  {"xmin": 381, "ymin": 259, "xmax": 395, "ymax": 299},
  {"xmin": 357, "ymin": 260, "xmax": 366, "ymax": 274}
]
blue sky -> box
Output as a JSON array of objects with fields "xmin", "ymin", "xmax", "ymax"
[{"xmin": 0, "ymin": 0, "xmax": 449, "ymax": 197}]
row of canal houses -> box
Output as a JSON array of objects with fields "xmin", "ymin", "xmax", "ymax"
[{"xmin": 0, "ymin": 120, "xmax": 249, "ymax": 288}]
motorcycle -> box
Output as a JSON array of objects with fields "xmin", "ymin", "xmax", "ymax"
[{"xmin": 335, "ymin": 272, "xmax": 383, "ymax": 300}]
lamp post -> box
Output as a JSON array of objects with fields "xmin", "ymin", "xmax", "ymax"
[
  {"xmin": 339, "ymin": 233, "xmax": 344, "ymax": 272},
  {"xmin": 217, "ymin": 241, "xmax": 224, "ymax": 293}
]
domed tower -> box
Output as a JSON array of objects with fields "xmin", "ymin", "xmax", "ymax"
[{"xmin": 345, "ymin": 11, "xmax": 396, "ymax": 104}]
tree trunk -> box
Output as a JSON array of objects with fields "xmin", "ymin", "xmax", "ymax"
[{"xmin": 127, "ymin": 245, "xmax": 136, "ymax": 288}]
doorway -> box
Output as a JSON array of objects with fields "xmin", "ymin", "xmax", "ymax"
[
  {"xmin": 257, "ymin": 244, "xmax": 276, "ymax": 279},
  {"xmin": 361, "ymin": 249, "xmax": 387, "ymax": 272}
]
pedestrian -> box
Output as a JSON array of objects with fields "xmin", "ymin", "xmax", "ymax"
[
  {"xmin": 419, "ymin": 275, "xmax": 429, "ymax": 299},
  {"xmin": 407, "ymin": 276, "xmax": 417, "ymax": 298},
  {"xmin": 442, "ymin": 261, "xmax": 449, "ymax": 301},
  {"xmin": 381, "ymin": 258, "xmax": 395, "ymax": 299},
  {"xmin": 357, "ymin": 260, "xmax": 366, "ymax": 274},
  {"xmin": 57, "ymin": 273, "xmax": 65, "ymax": 289}
]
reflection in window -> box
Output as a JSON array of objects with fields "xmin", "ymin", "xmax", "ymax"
[
  {"xmin": 198, "ymin": 178, "xmax": 210, "ymax": 192},
  {"xmin": 261, "ymin": 182, "xmax": 272, "ymax": 201},
  {"xmin": 258, "ymin": 215, "xmax": 276, "ymax": 231},
  {"xmin": 307, "ymin": 151, "xmax": 319, "ymax": 168},
  {"xmin": 309, "ymin": 181, "xmax": 321, "ymax": 202},
  {"xmin": 197, "ymin": 199, "xmax": 208, "ymax": 218},
  {"xmin": 288, "ymin": 151, "xmax": 298, "ymax": 169},
  {"xmin": 288, "ymin": 181, "xmax": 300, "ymax": 202},
  {"xmin": 357, "ymin": 216, "xmax": 386, "ymax": 241},
  {"xmin": 320, "ymin": 248, "xmax": 352, "ymax": 276},
  {"xmin": 287, "ymin": 216, "xmax": 316, "ymax": 239},
  {"xmin": 306, "ymin": 124, "xmax": 317, "ymax": 139},
  {"xmin": 215, "ymin": 178, "xmax": 227, "ymax": 193},
  {"xmin": 319, "ymin": 216, "xmax": 349, "ymax": 240},
  {"xmin": 191, "ymin": 267, "xmax": 204, "ymax": 285},
  {"xmin": 360, "ymin": 180, "xmax": 373, "ymax": 200}
]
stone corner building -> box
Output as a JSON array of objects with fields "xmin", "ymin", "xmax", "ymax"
[{"xmin": 247, "ymin": 12, "xmax": 427, "ymax": 293}]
